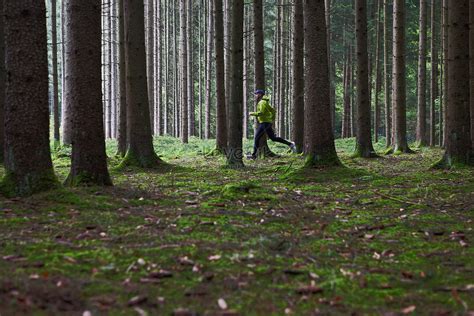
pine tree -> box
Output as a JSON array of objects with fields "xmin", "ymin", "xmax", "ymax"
[
  {"xmin": 2, "ymin": 0, "xmax": 57, "ymax": 196},
  {"xmin": 303, "ymin": 0, "xmax": 340, "ymax": 167},
  {"xmin": 292, "ymin": 0, "xmax": 304, "ymax": 153},
  {"xmin": 416, "ymin": 0, "xmax": 428, "ymax": 146},
  {"xmin": 215, "ymin": 0, "xmax": 227, "ymax": 152},
  {"xmin": 0, "ymin": 0, "xmax": 4, "ymax": 163}
]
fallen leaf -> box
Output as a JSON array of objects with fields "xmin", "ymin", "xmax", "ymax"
[
  {"xmin": 218, "ymin": 298, "xmax": 228, "ymax": 310},
  {"xmin": 127, "ymin": 296, "xmax": 147, "ymax": 307},
  {"xmin": 208, "ymin": 254, "xmax": 222, "ymax": 261},
  {"xmin": 401, "ymin": 305, "xmax": 416, "ymax": 314}
]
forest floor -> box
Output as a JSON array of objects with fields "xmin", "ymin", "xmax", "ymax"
[{"xmin": 0, "ymin": 137, "xmax": 473, "ymax": 316}]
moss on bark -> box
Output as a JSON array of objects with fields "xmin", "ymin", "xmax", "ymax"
[{"xmin": 0, "ymin": 169, "xmax": 58, "ymax": 197}]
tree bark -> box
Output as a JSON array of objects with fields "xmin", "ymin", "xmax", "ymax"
[
  {"xmin": 61, "ymin": 0, "xmax": 72, "ymax": 146},
  {"xmin": 51, "ymin": 0, "xmax": 60, "ymax": 144},
  {"xmin": 435, "ymin": 0, "xmax": 473, "ymax": 167},
  {"xmin": 180, "ymin": 0, "xmax": 189, "ymax": 143},
  {"xmin": 416, "ymin": 0, "xmax": 428, "ymax": 146},
  {"xmin": 146, "ymin": 0, "xmax": 155, "ymax": 133},
  {"xmin": 0, "ymin": 0, "xmax": 4, "ymax": 163},
  {"xmin": 430, "ymin": 0, "xmax": 438, "ymax": 146},
  {"xmin": 117, "ymin": 0, "xmax": 127, "ymax": 157},
  {"xmin": 205, "ymin": 0, "xmax": 214, "ymax": 139},
  {"xmin": 121, "ymin": 0, "xmax": 161, "ymax": 167},
  {"xmin": 303, "ymin": 0, "xmax": 340, "ymax": 167},
  {"xmin": 226, "ymin": 0, "xmax": 244, "ymax": 167},
  {"xmin": 2, "ymin": 0, "xmax": 57, "ymax": 196},
  {"xmin": 292, "ymin": 0, "xmax": 304, "ymax": 153},
  {"xmin": 391, "ymin": 0, "xmax": 412, "ymax": 153},
  {"xmin": 187, "ymin": 0, "xmax": 194, "ymax": 137},
  {"xmin": 441, "ymin": 0, "xmax": 448, "ymax": 147},
  {"xmin": 384, "ymin": 0, "xmax": 392, "ymax": 147},
  {"xmin": 470, "ymin": 0, "xmax": 474, "ymax": 150},
  {"xmin": 215, "ymin": 0, "xmax": 227, "ymax": 151},
  {"xmin": 354, "ymin": 0, "xmax": 377, "ymax": 158},
  {"xmin": 373, "ymin": 0, "xmax": 383, "ymax": 143},
  {"xmin": 64, "ymin": 0, "xmax": 112, "ymax": 186}
]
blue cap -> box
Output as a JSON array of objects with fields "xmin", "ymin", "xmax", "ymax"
[{"xmin": 255, "ymin": 89, "xmax": 265, "ymax": 95}]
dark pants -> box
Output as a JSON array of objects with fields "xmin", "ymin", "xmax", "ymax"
[{"xmin": 252, "ymin": 122, "xmax": 292, "ymax": 156}]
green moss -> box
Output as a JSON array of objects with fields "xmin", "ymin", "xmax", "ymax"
[{"xmin": 0, "ymin": 168, "xmax": 58, "ymax": 197}]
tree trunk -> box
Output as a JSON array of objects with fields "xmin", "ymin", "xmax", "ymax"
[
  {"xmin": 226, "ymin": 0, "xmax": 244, "ymax": 167},
  {"xmin": 416, "ymin": 0, "xmax": 428, "ymax": 146},
  {"xmin": 51, "ymin": 0, "xmax": 60, "ymax": 144},
  {"xmin": 61, "ymin": 1, "xmax": 72, "ymax": 146},
  {"xmin": 373, "ymin": 0, "xmax": 383, "ymax": 143},
  {"xmin": 121, "ymin": 0, "xmax": 160, "ymax": 167},
  {"xmin": 303, "ymin": 0, "xmax": 340, "ymax": 167},
  {"xmin": 64, "ymin": 0, "xmax": 112, "ymax": 186},
  {"xmin": 253, "ymin": 0, "xmax": 274, "ymax": 157},
  {"xmin": 343, "ymin": 46, "xmax": 352, "ymax": 139},
  {"xmin": 117, "ymin": 0, "xmax": 127, "ymax": 157},
  {"xmin": 470, "ymin": 0, "xmax": 474, "ymax": 150},
  {"xmin": 180, "ymin": 0, "xmax": 189, "ymax": 143},
  {"xmin": 205, "ymin": 0, "xmax": 214, "ymax": 139},
  {"xmin": 215, "ymin": 0, "xmax": 227, "ymax": 151},
  {"xmin": 2, "ymin": 0, "xmax": 57, "ymax": 196},
  {"xmin": 278, "ymin": 0, "xmax": 287, "ymax": 139},
  {"xmin": 0, "ymin": 0, "xmax": 4, "ymax": 163},
  {"xmin": 384, "ymin": 0, "xmax": 392, "ymax": 147},
  {"xmin": 154, "ymin": 0, "xmax": 162, "ymax": 135},
  {"xmin": 354, "ymin": 0, "xmax": 377, "ymax": 158},
  {"xmin": 429, "ymin": 0, "xmax": 438, "ymax": 146},
  {"xmin": 391, "ymin": 0, "xmax": 412, "ymax": 153},
  {"xmin": 146, "ymin": 0, "xmax": 155, "ymax": 133},
  {"xmin": 187, "ymin": 0, "xmax": 194, "ymax": 137},
  {"xmin": 435, "ymin": 0, "xmax": 473, "ymax": 167},
  {"xmin": 441, "ymin": 0, "xmax": 448, "ymax": 147},
  {"xmin": 292, "ymin": 0, "xmax": 304, "ymax": 153}
]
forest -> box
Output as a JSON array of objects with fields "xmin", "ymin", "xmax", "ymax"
[{"xmin": 0, "ymin": 0, "xmax": 473, "ymax": 314}]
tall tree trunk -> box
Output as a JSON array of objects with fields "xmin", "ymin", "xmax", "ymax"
[
  {"xmin": 384, "ymin": 0, "xmax": 392, "ymax": 147},
  {"xmin": 292, "ymin": 0, "xmax": 304, "ymax": 153},
  {"xmin": 180, "ymin": 0, "xmax": 189, "ymax": 143},
  {"xmin": 2, "ymin": 0, "xmax": 57, "ymax": 196},
  {"xmin": 303, "ymin": 0, "xmax": 340, "ymax": 167},
  {"xmin": 121, "ymin": 0, "xmax": 160, "ymax": 167},
  {"xmin": 61, "ymin": 1, "xmax": 72, "ymax": 146},
  {"xmin": 51, "ymin": 0, "xmax": 60, "ymax": 144},
  {"xmin": 391, "ymin": 0, "xmax": 412, "ymax": 153},
  {"xmin": 0, "ymin": 0, "xmax": 4, "ymax": 163},
  {"xmin": 354, "ymin": 0, "xmax": 377, "ymax": 157},
  {"xmin": 441, "ymin": 0, "xmax": 448, "ymax": 147},
  {"xmin": 205, "ymin": 0, "xmax": 213, "ymax": 139},
  {"xmin": 416, "ymin": 0, "xmax": 428, "ymax": 146},
  {"xmin": 187, "ymin": 0, "xmax": 194, "ymax": 137},
  {"xmin": 435, "ymin": 0, "xmax": 473, "ymax": 167},
  {"xmin": 253, "ymin": 0, "xmax": 274, "ymax": 157},
  {"xmin": 325, "ymin": 0, "xmax": 335, "ymax": 129},
  {"xmin": 146, "ymin": 0, "xmax": 155, "ymax": 133},
  {"xmin": 64, "ymin": 0, "xmax": 112, "ymax": 186},
  {"xmin": 343, "ymin": 46, "xmax": 352, "ymax": 139},
  {"xmin": 429, "ymin": 0, "xmax": 438, "ymax": 146},
  {"xmin": 373, "ymin": 0, "xmax": 383, "ymax": 143},
  {"xmin": 154, "ymin": 0, "xmax": 162, "ymax": 135},
  {"xmin": 117, "ymin": 0, "xmax": 127, "ymax": 157},
  {"xmin": 226, "ymin": 0, "xmax": 244, "ymax": 167},
  {"xmin": 470, "ymin": 0, "xmax": 474, "ymax": 150},
  {"xmin": 215, "ymin": 0, "xmax": 227, "ymax": 151}
]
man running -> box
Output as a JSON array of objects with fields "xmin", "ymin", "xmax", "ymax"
[{"xmin": 248, "ymin": 89, "xmax": 295, "ymax": 159}]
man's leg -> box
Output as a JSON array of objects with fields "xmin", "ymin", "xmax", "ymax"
[
  {"xmin": 265, "ymin": 124, "xmax": 292, "ymax": 147},
  {"xmin": 252, "ymin": 123, "xmax": 266, "ymax": 156}
]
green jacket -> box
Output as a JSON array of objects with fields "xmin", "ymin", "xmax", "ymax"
[{"xmin": 250, "ymin": 96, "xmax": 276, "ymax": 123}]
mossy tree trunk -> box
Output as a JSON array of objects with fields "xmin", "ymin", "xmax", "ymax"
[
  {"xmin": 303, "ymin": 0, "xmax": 340, "ymax": 167},
  {"xmin": 2, "ymin": 0, "xmax": 57, "ymax": 196},
  {"xmin": 226, "ymin": 0, "xmax": 244, "ymax": 167},
  {"xmin": 291, "ymin": 0, "xmax": 304, "ymax": 153},
  {"xmin": 435, "ymin": 0, "xmax": 473, "ymax": 167},
  {"xmin": 215, "ymin": 0, "xmax": 227, "ymax": 152},
  {"xmin": 64, "ymin": 0, "xmax": 112, "ymax": 186},
  {"xmin": 121, "ymin": 0, "xmax": 161, "ymax": 168},
  {"xmin": 416, "ymin": 0, "xmax": 428, "ymax": 146},
  {"xmin": 354, "ymin": 0, "xmax": 377, "ymax": 158}
]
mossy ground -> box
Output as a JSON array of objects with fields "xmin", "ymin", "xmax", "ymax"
[{"xmin": 0, "ymin": 136, "xmax": 473, "ymax": 315}]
